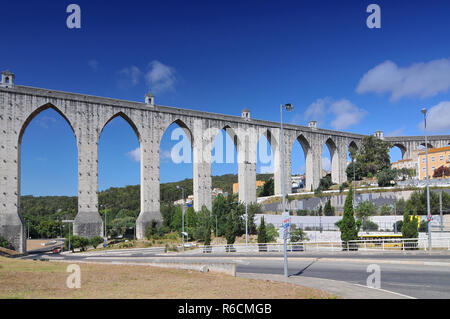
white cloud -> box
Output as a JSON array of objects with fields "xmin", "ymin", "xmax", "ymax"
[
  {"xmin": 127, "ymin": 147, "xmax": 140, "ymax": 162},
  {"xmin": 118, "ymin": 65, "xmax": 142, "ymax": 88},
  {"xmin": 145, "ymin": 60, "xmax": 177, "ymax": 94},
  {"xmin": 304, "ymin": 98, "xmax": 367, "ymax": 130},
  {"xmin": 322, "ymin": 157, "xmax": 331, "ymax": 172},
  {"xmin": 356, "ymin": 59, "xmax": 450, "ymax": 101},
  {"xmin": 303, "ymin": 97, "xmax": 332, "ymax": 125},
  {"xmin": 418, "ymin": 101, "xmax": 450, "ymax": 132},
  {"xmin": 329, "ymin": 99, "xmax": 367, "ymax": 130},
  {"xmin": 88, "ymin": 59, "xmax": 99, "ymax": 72},
  {"xmin": 160, "ymin": 149, "xmax": 172, "ymax": 163}
]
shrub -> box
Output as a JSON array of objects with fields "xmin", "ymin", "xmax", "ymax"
[
  {"xmin": 0, "ymin": 235, "xmax": 12, "ymax": 250},
  {"xmin": 90, "ymin": 236, "xmax": 104, "ymax": 249},
  {"xmin": 266, "ymin": 223, "xmax": 279, "ymax": 242},
  {"xmin": 290, "ymin": 228, "xmax": 308, "ymax": 242},
  {"xmin": 323, "ymin": 199, "xmax": 335, "ymax": 216},
  {"xmin": 66, "ymin": 236, "xmax": 90, "ymax": 252},
  {"xmin": 146, "ymin": 219, "xmax": 159, "ymax": 240},
  {"xmin": 296, "ymin": 209, "xmax": 308, "ymax": 216}
]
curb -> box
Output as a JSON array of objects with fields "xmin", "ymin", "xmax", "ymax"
[{"xmin": 237, "ymin": 272, "xmax": 415, "ymax": 299}]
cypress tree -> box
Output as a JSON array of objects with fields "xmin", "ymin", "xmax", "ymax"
[
  {"xmin": 336, "ymin": 185, "xmax": 359, "ymax": 249},
  {"xmin": 258, "ymin": 216, "xmax": 267, "ymax": 243}
]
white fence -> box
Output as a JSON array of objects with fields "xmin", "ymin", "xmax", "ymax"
[{"xmin": 197, "ymin": 237, "xmax": 450, "ymax": 253}]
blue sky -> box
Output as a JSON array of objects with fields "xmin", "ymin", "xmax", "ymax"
[{"xmin": 3, "ymin": 0, "xmax": 450, "ymax": 196}]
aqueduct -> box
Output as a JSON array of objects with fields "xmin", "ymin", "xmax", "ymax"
[{"xmin": 1, "ymin": 72, "xmax": 449, "ymax": 252}]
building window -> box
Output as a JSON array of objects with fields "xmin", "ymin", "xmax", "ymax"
[
  {"xmin": 440, "ymin": 155, "xmax": 444, "ymax": 161},
  {"xmin": 431, "ymin": 156, "xmax": 435, "ymax": 162},
  {"xmin": 422, "ymin": 158, "xmax": 425, "ymax": 163}
]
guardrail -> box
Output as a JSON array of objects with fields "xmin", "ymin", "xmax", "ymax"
[{"xmin": 197, "ymin": 237, "xmax": 450, "ymax": 253}]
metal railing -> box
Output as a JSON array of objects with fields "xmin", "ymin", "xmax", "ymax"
[{"xmin": 197, "ymin": 237, "xmax": 450, "ymax": 254}]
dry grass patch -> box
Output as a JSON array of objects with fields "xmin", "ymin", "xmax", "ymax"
[{"xmin": 0, "ymin": 257, "xmax": 332, "ymax": 299}]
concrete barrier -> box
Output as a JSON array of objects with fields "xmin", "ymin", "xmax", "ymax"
[{"xmin": 146, "ymin": 260, "xmax": 236, "ymax": 276}]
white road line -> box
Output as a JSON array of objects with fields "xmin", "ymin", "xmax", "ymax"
[{"xmin": 353, "ymin": 283, "xmax": 416, "ymax": 299}]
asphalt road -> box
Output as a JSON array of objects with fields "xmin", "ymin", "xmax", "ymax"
[{"xmin": 24, "ymin": 249, "xmax": 450, "ymax": 299}]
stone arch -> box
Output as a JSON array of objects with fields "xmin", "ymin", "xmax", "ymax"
[
  {"xmin": 419, "ymin": 142, "xmax": 434, "ymax": 149},
  {"xmin": 18, "ymin": 103, "xmax": 78, "ymax": 244},
  {"xmin": 99, "ymin": 112, "xmax": 141, "ymax": 143},
  {"xmin": 221, "ymin": 124, "xmax": 241, "ymax": 150},
  {"xmin": 391, "ymin": 143, "xmax": 407, "ymax": 160},
  {"xmin": 291, "ymin": 133, "xmax": 313, "ymax": 191},
  {"xmin": 161, "ymin": 118, "xmax": 193, "ymax": 146},
  {"xmin": 348, "ymin": 140, "xmax": 359, "ymax": 153},
  {"xmin": 323, "ymin": 137, "xmax": 340, "ymax": 184},
  {"xmin": 257, "ymin": 128, "xmax": 277, "ymax": 174},
  {"xmin": 19, "ymin": 103, "xmax": 76, "ymax": 145}
]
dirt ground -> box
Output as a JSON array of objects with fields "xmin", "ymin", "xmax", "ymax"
[{"xmin": 0, "ymin": 257, "xmax": 334, "ymax": 299}]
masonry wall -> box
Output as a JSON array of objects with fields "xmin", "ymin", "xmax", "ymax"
[{"xmin": 1, "ymin": 85, "xmax": 448, "ymax": 252}]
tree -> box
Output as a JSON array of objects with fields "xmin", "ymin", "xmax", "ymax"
[
  {"xmin": 246, "ymin": 203, "xmax": 260, "ymax": 235},
  {"xmin": 90, "ymin": 236, "xmax": 104, "ymax": 249},
  {"xmin": 323, "ymin": 199, "xmax": 335, "ymax": 216},
  {"xmin": 406, "ymin": 190, "xmax": 449, "ymax": 216},
  {"xmin": 258, "ymin": 178, "xmax": 274, "ymax": 197},
  {"xmin": 346, "ymin": 161, "xmax": 365, "ymax": 181},
  {"xmin": 66, "ymin": 236, "xmax": 90, "ymax": 252},
  {"xmin": 433, "ymin": 165, "xmax": 450, "ymax": 178},
  {"xmin": 290, "ymin": 225, "xmax": 308, "ymax": 242},
  {"xmin": 357, "ymin": 136, "xmax": 391, "ymax": 175},
  {"xmin": 379, "ymin": 203, "xmax": 393, "ymax": 216},
  {"xmin": 347, "ymin": 136, "xmax": 391, "ymax": 180},
  {"xmin": 376, "ymin": 169, "xmax": 397, "ymax": 187},
  {"xmin": 336, "ymin": 185, "xmax": 360, "ymax": 249},
  {"xmin": 317, "ymin": 205, "xmax": 323, "ymax": 217},
  {"xmin": 194, "ymin": 205, "xmax": 212, "ymax": 244},
  {"xmin": 401, "ymin": 212, "xmax": 419, "ymax": 240},
  {"xmin": 184, "ymin": 207, "xmax": 198, "ymax": 240},
  {"xmin": 225, "ymin": 211, "xmax": 237, "ymax": 245},
  {"xmin": 266, "ymin": 223, "xmax": 279, "ymax": 242},
  {"xmin": 257, "ymin": 216, "xmax": 267, "ymax": 244},
  {"xmin": 355, "ymin": 200, "xmax": 377, "ymax": 230},
  {"xmin": 212, "ymin": 194, "xmax": 228, "ymax": 237}
]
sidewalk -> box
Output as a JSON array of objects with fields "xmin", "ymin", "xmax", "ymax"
[{"xmin": 237, "ymin": 272, "xmax": 415, "ymax": 299}]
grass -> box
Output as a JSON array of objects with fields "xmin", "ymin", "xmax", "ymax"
[{"xmin": 0, "ymin": 256, "xmax": 333, "ymax": 299}]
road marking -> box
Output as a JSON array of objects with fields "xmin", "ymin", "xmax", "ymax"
[{"xmin": 353, "ymin": 283, "xmax": 416, "ymax": 299}]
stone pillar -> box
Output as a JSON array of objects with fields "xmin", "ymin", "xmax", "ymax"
[
  {"xmin": 73, "ymin": 120, "xmax": 103, "ymax": 238},
  {"xmin": 238, "ymin": 127, "xmax": 257, "ymax": 204},
  {"xmin": 0, "ymin": 102, "xmax": 26, "ymax": 252},
  {"xmin": 329, "ymin": 143, "xmax": 340, "ymax": 184},
  {"xmin": 136, "ymin": 117, "xmax": 161, "ymax": 239},
  {"xmin": 310, "ymin": 141, "xmax": 322, "ymax": 190},
  {"xmin": 274, "ymin": 129, "xmax": 292, "ymax": 196},
  {"xmin": 337, "ymin": 142, "xmax": 349, "ymax": 184},
  {"xmin": 193, "ymin": 119, "xmax": 212, "ymax": 211}
]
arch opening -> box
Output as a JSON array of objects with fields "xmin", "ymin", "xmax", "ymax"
[
  {"xmin": 98, "ymin": 114, "xmax": 141, "ymax": 239},
  {"xmin": 19, "ymin": 105, "xmax": 78, "ymax": 240},
  {"xmin": 291, "ymin": 134, "xmax": 310, "ymax": 192}
]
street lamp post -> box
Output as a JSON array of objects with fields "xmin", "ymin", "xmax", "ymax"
[
  {"xmin": 421, "ymin": 108, "xmax": 432, "ymax": 250},
  {"xmin": 244, "ymin": 160, "xmax": 250, "ymax": 246},
  {"xmin": 281, "ymin": 103, "xmax": 293, "ymax": 278},
  {"xmin": 177, "ymin": 186, "xmax": 186, "ymax": 251}
]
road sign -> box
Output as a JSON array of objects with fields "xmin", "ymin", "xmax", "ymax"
[{"xmin": 282, "ymin": 212, "xmax": 291, "ymax": 240}]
